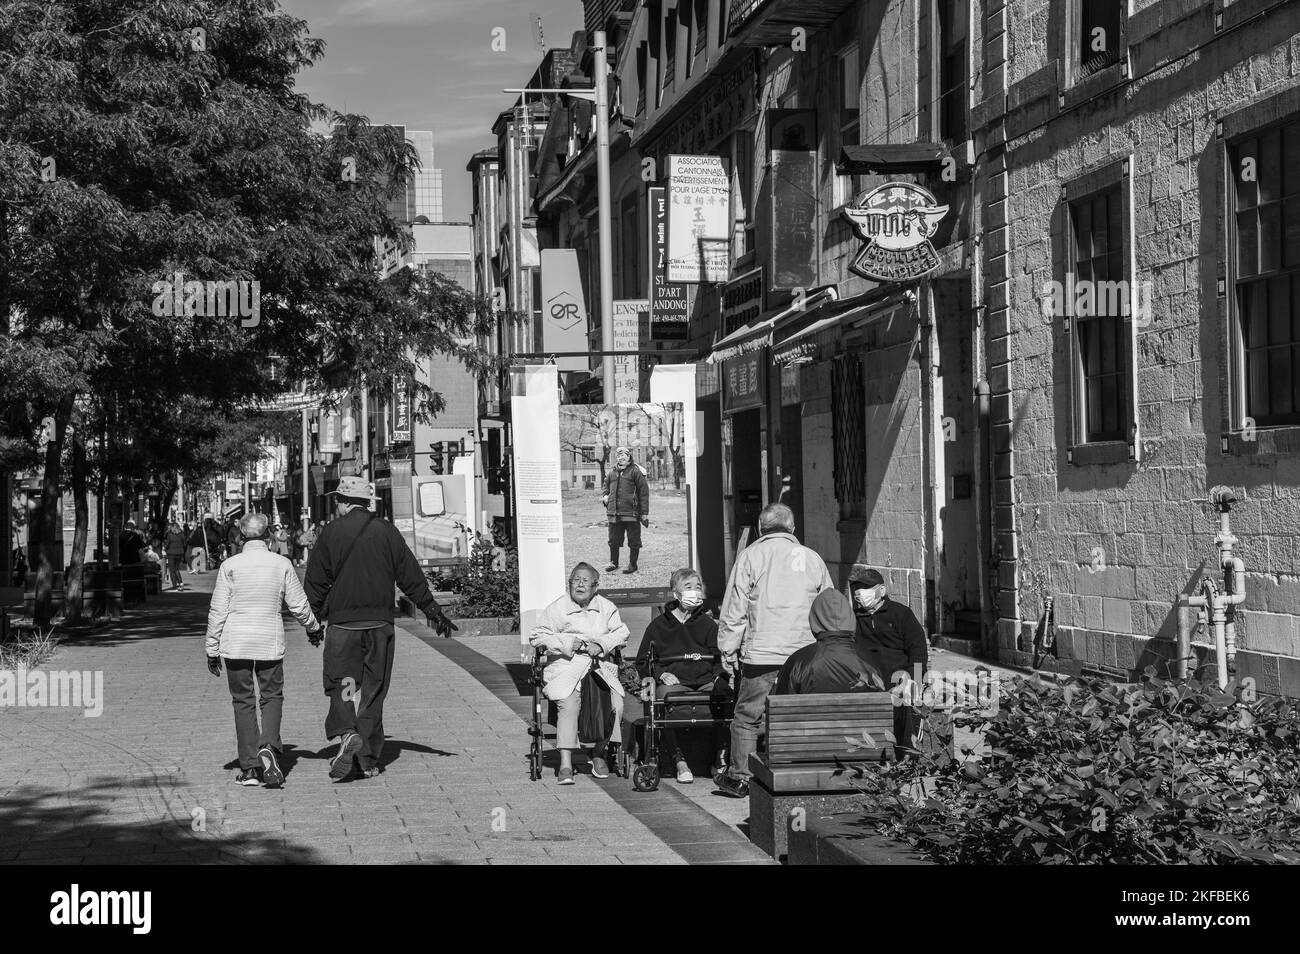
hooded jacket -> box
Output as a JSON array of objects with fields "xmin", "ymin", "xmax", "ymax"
[
  {"xmin": 636, "ymin": 600, "xmax": 720, "ymax": 687},
  {"xmin": 774, "ymin": 590, "xmax": 887, "ymax": 695},
  {"xmin": 603, "ymin": 463, "xmax": 649, "ymax": 522},
  {"xmin": 718, "ymin": 531, "xmax": 834, "ymax": 666}
]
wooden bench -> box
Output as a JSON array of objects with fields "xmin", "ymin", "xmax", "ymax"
[
  {"xmin": 747, "ymin": 692, "xmax": 898, "ymax": 861},
  {"xmin": 23, "ymin": 572, "xmax": 65, "ymax": 618},
  {"xmin": 142, "ymin": 562, "xmax": 162, "ymax": 595},
  {"xmin": 82, "ymin": 569, "xmax": 125, "ymax": 620},
  {"xmin": 120, "ymin": 564, "xmax": 147, "ymax": 607}
]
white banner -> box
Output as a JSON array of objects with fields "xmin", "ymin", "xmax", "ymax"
[
  {"xmin": 540, "ymin": 248, "xmax": 590, "ymax": 373},
  {"xmin": 612, "ymin": 299, "xmax": 645, "ymax": 404},
  {"xmin": 650, "ymin": 364, "xmax": 699, "ymax": 572},
  {"xmin": 512, "ymin": 365, "xmax": 566, "ymax": 644},
  {"xmin": 667, "ymin": 154, "xmax": 731, "ymax": 284}
]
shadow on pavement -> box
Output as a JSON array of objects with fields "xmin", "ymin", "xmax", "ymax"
[{"xmin": 0, "ymin": 781, "xmax": 323, "ymax": 864}]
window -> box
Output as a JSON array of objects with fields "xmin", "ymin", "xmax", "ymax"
[
  {"xmin": 1077, "ymin": 1, "xmax": 1122, "ymax": 80},
  {"xmin": 732, "ymin": 130, "xmax": 754, "ymax": 260},
  {"xmin": 937, "ymin": 0, "xmax": 968, "ymax": 143},
  {"xmin": 650, "ymin": 5, "xmax": 663, "ymax": 108},
  {"xmin": 835, "ymin": 45, "xmax": 862, "ymax": 207},
  {"xmin": 663, "ymin": 6, "xmax": 677, "ymax": 89},
  {"xmin": 619, "ymin": 192, "xmax": 641, "ymax": 298},
  {"xmin": 695, "ymin": 0, "xmax": 709, "ymax": 55},
  {"xmin": 1069, "ymin": 186, "xmax": 1129, "ymax": 443},
  {"xmin": 831, "ymin": 354, "xmax": 866, "ymax": 520},
  {"xmin": 636, "ymin": 42, "xmax": 647, "ymax": 115},
  {"xmin": 684, "ymin": 0, "xmax": 695, "ymax": 77},
  {"xmin": 719, "ymin": 0, "xmax": 729, "ymax": 40},
  {"xmin": 1232, "ymin": 119, "xmax": 1300, "ymax": 426}
]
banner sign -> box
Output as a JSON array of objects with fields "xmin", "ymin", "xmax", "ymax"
[
  {"xmin": 648, "ymin": 186, "xmax": 689, "ymax": 340},
  {"xmin": 511, "ymin": 365, "xmax": 566, "ymax": 642},
  {"xmin": 722, "ymin": 351, "xmax": 766, "ymax": 414},
  {"xmin": 391, "ymin": 377, "xmax": 411, "ymax": 443},
  {"xmin": 612, "ymin": 300, "xmax": 646, "ymax": 404},
  {"xmin": 843, "ymin": 181, "xmax": 949, "ymax": 282},
  {"xmin": 667, "ymin": 155, "xmax": 730, "ymax": 284},
  {"xmin": 318, "ymin": 411, "xmax": 342, "ymax": 454},
  {"xmin": 768, "ymin": 110, "xmax": 818, "ymax": 290},
  {"xmin": 721, "ymin": 266, "xmax": 765, "ymax": 337},
  {"xmin": 540, "ymin": 249, "xmax": 590, "ymax": 372}
]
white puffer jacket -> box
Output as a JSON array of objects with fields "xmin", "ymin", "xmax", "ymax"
[{"xmin": 205, "ymin": 540, "xmax": 319, "ymax": 661}]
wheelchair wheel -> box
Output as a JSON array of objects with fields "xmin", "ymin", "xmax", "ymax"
[{"xmin": 632, "ymin": 764, "xmax": 660, "ymax": 792}]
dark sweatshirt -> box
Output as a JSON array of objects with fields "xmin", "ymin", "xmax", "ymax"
[
  {"xmin": 304, "ymin": 507, "xmax": 443, "ymax": 626},
  {"xmin": 636, "ymin": 601, "xmax": 720, "ymax": 687},
  {"xmin": 775, "ymin": 589, "xmax": 887, "ymax": 695},
  {"xmin": 854, "ymin": 594, "xmax": 929, "ymax": 681}
]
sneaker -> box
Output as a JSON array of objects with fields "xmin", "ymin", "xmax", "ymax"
[
  {"xmin": 258, "ymin": 746, "xmax": 284, "ymax": 788},
  {"xmin": 590, "ymin": 756, "xmax": 610, "ymax": 779},
  {"xmin": 712, "ymin": 770, "xmax": 749, "ymax": 798},
  {"xmin": 622, "ymin": 566, "xmax": 637, "ymax": 574},
  {"xmin": 234, "ymin": 768, "xmax": 261, "ymax": 786},
  {"xmin": 675, "ymin": 761, "xmax": 694, "ymax": 784},
  {"xmin": 360, "ymin": 765, "xmax": 382, "ymax": 779},
  {"xmin": 329, "ymin": 732, "xmax": 363, "ymax": 781},
  {"xmin": 557, "ymin": 766, "xmax": 575, "ymax": 785},
  {"xmin": 604, "ymin": 563, "xmax": 618, "ymax": 572}
]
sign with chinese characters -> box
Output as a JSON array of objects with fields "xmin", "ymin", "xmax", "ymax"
[
  {"xmin": 721, "ymin": 266, "xmax": 764, "ymax": 337},
  {"xmin": 843, "ymin": 181, "xmax": 949, "ymax": 282},
  {"xmin": 648, "ymin": 186, "xmax": 689, "ymax": 339},
  {"xmin": 667, "ymin": 155, "xmax": 731, "ymax": 284},
  {"xmin": 612, "ymin": 299, "xmax": 646, "ymax": 404},
  {"xmin": 318, "ymin": 411, "xmax": 342, "ymax": 454},
  {"xmin": 722, "ymin": 351, "xmax": 766, "ymax": 414},
  {"xmin": 769, "ymin": 109, "xmax": 818, "ymax": 290},
  {"xmin": 390, "ymin": 377, "xmax": 411, "ymax": 443}
]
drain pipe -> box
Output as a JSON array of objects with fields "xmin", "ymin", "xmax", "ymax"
[{"xmin": 1182, "ymin": 488, "xmax": 1246, "ymax": 689}]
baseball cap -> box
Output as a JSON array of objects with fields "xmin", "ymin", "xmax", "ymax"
[
  {"xmin": 328, "ymin": 475, "xmax": 378, "ymax": 500},
  {"xmin": 848, "ymin": 564, "xmax": 885, "ymax": 588}
]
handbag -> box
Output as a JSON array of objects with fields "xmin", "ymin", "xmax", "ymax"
[
  {"xmin": 617, "ymin": 655, "xmax": 643, "ymax": 694},
  {"xmin": 577, "ymin": 667, "xmax": 615, "ymax": 745},
  {"xmin": 321, "ymin": 512, "xmax": 375, "ymax": 620}
]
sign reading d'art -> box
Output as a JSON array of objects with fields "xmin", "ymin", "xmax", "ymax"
[{"xmin": 843, "ymin": 182, "xmax": 949, "ymax": 283}]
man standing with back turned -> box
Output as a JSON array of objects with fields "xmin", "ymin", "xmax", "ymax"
[{"xmin": 304, "ymin": 476, "xmax": 458, "ymax": 781}]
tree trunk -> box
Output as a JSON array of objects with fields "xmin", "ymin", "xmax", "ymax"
[
  {"xmin": 33, "ymin": 393, "xmax": 74, "ymax": 628},
  {"xmin": 64, "ymin": 412, "xmax": 89, "ymax": 624}
]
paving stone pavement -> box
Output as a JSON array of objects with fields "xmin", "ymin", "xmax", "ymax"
[{"xmin": 0, "ymin": 570, "xmax": 697, "ymax": 865}]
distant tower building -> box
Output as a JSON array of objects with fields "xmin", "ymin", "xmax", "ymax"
[{"xmin": 383, "ymin": 125, "xmax": 444, "ymax": 223}]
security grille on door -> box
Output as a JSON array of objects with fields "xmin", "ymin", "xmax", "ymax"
[{"xmin": 831, "ymin": 354, "xmax": 866, "ymax": 519}]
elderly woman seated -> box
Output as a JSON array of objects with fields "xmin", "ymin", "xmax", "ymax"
[
  {"xmin": 634, "ymin": 567, "xmax": 728, "ymax": 784},
  {"xmin": 529, "ymin": 562, "xmax": 629, "ymax": 785}
]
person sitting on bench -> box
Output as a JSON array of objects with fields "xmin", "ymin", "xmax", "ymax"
[
  {"xmin": 635, "ymin": 567, "xmax": 728, "ymax": 784},
  {"xmin": 849, "ymin": 566, "xmax": 929, "ymax": 753},
  {"xmin": 774, "ymin": 589, "xmax": 887, "ymax": 696}
]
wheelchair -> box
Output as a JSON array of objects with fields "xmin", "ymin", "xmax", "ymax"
[
  {"xmin": 621, "ymin": 647, "xmax": 735, "ymax": 793},
  {"xmin": 527, "ymin": 646, "xmax": 629, "ymax": 782}
]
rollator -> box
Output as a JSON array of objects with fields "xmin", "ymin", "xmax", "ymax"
[
  {"xmin": 527, "ymin": 646, "xmax": 627, "ymax": 781},
  {"xmin": 622, "ymin": 646, "xmax": 735, "ymax": 792}
]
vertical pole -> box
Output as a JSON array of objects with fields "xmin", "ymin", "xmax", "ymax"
[
  {"xmin": 360, "ymin": 382, "xmax": 370, "ymax": 479},
  {"xmin": 301, "ymin": 407, "xmax": 310, "ymax": 531},
  {"xmin": 594, "ymin": 30, "xmax": 616, "ymax": 398}
]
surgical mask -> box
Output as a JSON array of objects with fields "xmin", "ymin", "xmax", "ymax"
[
  {"xmin": 678, "ymin": 591, "xmax": 703, "ymax": 609},
  {"xmin": 854, "ymin": 587, "xmax": 881, "ymax": 611}
]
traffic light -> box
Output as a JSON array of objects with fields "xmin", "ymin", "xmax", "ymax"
[{"xmin": 430, "ymin": 442, "xmax": 444, "ymax": 475}]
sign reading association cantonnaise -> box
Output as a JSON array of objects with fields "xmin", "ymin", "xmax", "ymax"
[{"xmin": 842, "ymin": 181, "xmax": 949, "ymax": 282}]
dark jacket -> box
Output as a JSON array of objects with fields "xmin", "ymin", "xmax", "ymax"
[
  {"xmin": 604, "ymin": 463, "xmax": 649, "ymax": 522},
  {"xmin": 636, "ymin": 601, "xmax": 720, "ymax": 687},
  {"xmin": 304, "ymin": 506, "xmax": 443, "ymax": 626},
  {"xmin": 226, "ymin": 522, "xmax": 242, "ymax": 555},
  {"xmin": 775, "ymin": 590, "xmax": 886, "ymax": 695},
  {"xmin": 164, "ymin": 527, "xmax": 188, "ymax": 556},
  {"xmin": 118, "ymin": 529, "xmax": 144, "ymax": 565},
  {"xmin": 854, "ymin": 595, "xmax": 928, "ymax": 682}
]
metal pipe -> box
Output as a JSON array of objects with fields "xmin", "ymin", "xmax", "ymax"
[{"xmin": 593, "ymin": 30, "xmax": 616, "ymax": 398}]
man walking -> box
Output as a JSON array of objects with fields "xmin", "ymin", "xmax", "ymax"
[
  {"xmin": 304, "ymin": 476, "xmax": 458, "ymax": 782},
  {"xmin": 713, "ymin": 503, "xmax": 833, "ymax": 797},
  {"xmin": 602, "ymin": 447, "xmax": 650, "ymax": 575},
  {"xmin": 164, "ymin": 519, "xmax": 188, "ymax": 590},
  {"xmin": 206, "ymin": 512, "xmax": 322, "ymax": 788}
]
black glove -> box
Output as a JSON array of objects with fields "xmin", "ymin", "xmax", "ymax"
[
  {"xmin": 307, "ymin": 626, "xmax": 324, "ymax": 648},
  {"xmin": 426, "ymin": 607, "xmax": 458, "ymax": 638},
  {"xmin": 206, "ymin": 655, "xmax": 222, "ymax": 676}
]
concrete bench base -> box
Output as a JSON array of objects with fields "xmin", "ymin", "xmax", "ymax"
[
  {"xmin": 788, "ymin": 813, "xmax": 935, "ymax": 866},
  {"xmin": 749, "ymin": 778, "xmax": 868, "ymax": 861}
]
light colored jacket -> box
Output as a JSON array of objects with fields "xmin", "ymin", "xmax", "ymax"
[
  {"xmin": 529, "ymin": 593, "xmax": 629, "ymax": 701},
  {"xmin": 205, "ymin": 540, "xmax": 319, "ymax": 661},
  {"xmin": 718, "ymin": 531, "xmax": 834, "ymax": 666}
]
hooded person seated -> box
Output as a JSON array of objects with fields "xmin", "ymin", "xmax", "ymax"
[
  {"xmin": 774, "ymin": 589, "xmax": 887, "ymax": 695},
  {"xmin": 634, "ymin": 568, "xmax": 728, "ymax": 783}
]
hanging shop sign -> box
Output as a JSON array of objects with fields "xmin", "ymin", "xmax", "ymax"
[
  {"xmin": 318, "ymin": 411, "xmax": 342, "ymax": 454},
  {"xmin": 539, "ymin": 248, "xmax": 590, "ymax": 371},
  {"xmin": 768, "ymin": 110, "xmax": 818, "ymax": 290},
  {"xmin": 722, "ymin": 351, "xmax": 766, "ymax": 415},
  {"xmin": 843, "ymin": 181, "xmax": 949, "ymax": 282},
  {"xmin": 721, "ymin": 266, "xmax": 765, "ymax": 337},
  {"xmin": 648, "ymin": 186, "xmax": 689, "ymax": 339},
  {"xmin": 612, "ymin": 300, "xmax": 646, "ymax": 404},
  {"xmin": 390, "ymin": 377, "xmax": 411, "ymax": 443},
  {"xmin": 666, "ymin": 155, "xmax": 731, "ymax": 284}
]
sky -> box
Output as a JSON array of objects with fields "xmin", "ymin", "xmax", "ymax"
[{"xmin": 276, "ymin": 0, "xmax": 584, "ymax": 221}]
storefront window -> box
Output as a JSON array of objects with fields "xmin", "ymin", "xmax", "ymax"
[
  {"xmin": 835, "ymin": 44, "xmax": 862, "ymax": 207},
  {"xmin": 831, "ymin": 354, "xmax": 866, "ymax": 520},
  {"xmin": 1233, "ymin": 119, "xmax": 1300, "ymax": 426},
  {"xmin": 1070, "ymin": 186, "xmax": 1129, "ymax": 443}
]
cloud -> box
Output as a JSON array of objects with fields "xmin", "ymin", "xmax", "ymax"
[{"xmin": 327, "ymin": 0, "xmax": 518, "ymax": 26}]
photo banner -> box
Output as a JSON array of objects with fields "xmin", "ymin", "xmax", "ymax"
[
  {"xmin": 511, "ymin": 365, "xmax": 566, "ymax": 644},
  {"xmin": 650, "ymin": 364, "xmax": 699, "ymax": 574}
]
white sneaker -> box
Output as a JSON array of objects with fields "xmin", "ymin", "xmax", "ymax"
[{"xmin": 675, "ymin": 761, "xmax": 694, "ymax": 784}]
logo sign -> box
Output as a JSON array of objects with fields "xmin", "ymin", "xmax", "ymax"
[
  {"xmin": 539, "ymin": 249, "xmax": 589, "ymax": 371},
  {"xmin": 843, "ymin": 181, "xmax": 949, "ymax": 282},
  {"xmin": 612, "ymin": 300, "xmax": 646, "ymax": 404},
  {"xmin": 721, "ymin": 266, "xmax": 765, "ymax": 337},
  {"xmin": 391, "ymin": 377, "xmax": 411, "ymax": 443},
  {"xmin": 666, "ymin": 155, "xmax": 730, "ymax": 284},
  {"xmin": 648, "ymin": 186, "xmax": 689, "ymax": 340}
]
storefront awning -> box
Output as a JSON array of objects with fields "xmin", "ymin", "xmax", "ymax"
[
  {"xmin": 836, "ymin": 143, "xmax": 947, "ymax": 175},
  {"xmin": 708, "ymin": 286, "xmax": 838, "ymax": 364},
  {"xmin": 771, "ymin": 288, "xmax": 917, "ymax": 365}
]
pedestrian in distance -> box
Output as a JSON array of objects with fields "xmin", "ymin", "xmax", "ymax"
[
  {"xmin": 296, "ymin": 522, "xmax": 318, "ymax": 568},
  {"xmin": 602, "ymin": 446, "xmax": 650, "ymax": 575},
  {"xmin": 205, "ymin": 512, "xmax": 322, "ymax": 788},
  {"xmin": 164, "ymin": 519, "xmax": 188, "ymax": 590},
  {"xmin": 118, "ymin": 519, "xmax": 145, "ymax": 565},
  {"xmin": 713, "ymin": 502, "xmax": 833, "ymax": 798},
  {"xmin": 304, "ymin": 476, "xmax": 458, "ymax": 782},
  {"xmin": 529, "ymin": 562, "xmax": 629, "ymax": 784}
]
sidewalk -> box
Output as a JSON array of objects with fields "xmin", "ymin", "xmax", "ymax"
[{"xmin": 0, "ymin": 569, "xmax": 723, "ymax": 865}]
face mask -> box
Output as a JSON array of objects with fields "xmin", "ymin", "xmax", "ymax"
[
  {"xmin": 678, "ymin": 591, "xmax": 703, "ymax": 609},
  {"xmin": 855, "ymin": 588, "xmax": 880, "ymax": 611}
]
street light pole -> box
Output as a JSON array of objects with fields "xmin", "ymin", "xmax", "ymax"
[{"xmin": 593, "ymin": 30, "xmax": 616, "ymax": 398}]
